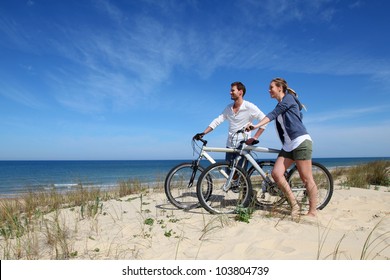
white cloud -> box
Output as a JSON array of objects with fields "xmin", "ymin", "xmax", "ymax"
[
  {"xmin": 305, "ymin": 105, "xmax": 389, "ymax": 124},
  {"xmin": 2, "ymin": 0, "xmax": 389, "ymax": 113},
  {"xmin": 0, "ymin": 80, "xmax": 44, "ymax": 109}
]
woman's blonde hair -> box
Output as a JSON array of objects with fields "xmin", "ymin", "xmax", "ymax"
[
  {"xmin": 271, "ymin": 77, "xmax": 297, "ymax": 96},
  {"xmin": 271, "ymin": 77, "xmax": 306, "ymax": 110}
]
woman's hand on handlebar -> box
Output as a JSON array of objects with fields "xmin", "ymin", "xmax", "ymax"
[{"xmin": 245, "ymin": 123, "xmax": 255, "ymax": 132}]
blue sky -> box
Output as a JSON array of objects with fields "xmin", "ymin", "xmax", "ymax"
[{"xmin": 1, "ymin": 0, "xmax": 389, "ymax": 160}]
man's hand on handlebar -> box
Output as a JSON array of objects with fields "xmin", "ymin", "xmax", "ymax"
[
  {"xmin": 193, "ymin": 132, "xmax": 205, "ymax": 140},
  {"xmin": 245, "ymin": 138, "xmax": 259, "ymax": 145}
]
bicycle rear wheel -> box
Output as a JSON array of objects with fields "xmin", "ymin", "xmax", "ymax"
[
  {"xmin": 164, "ymin": 162, "xmax": 212, "ymax": 209},
  {"xmin": 197, "ymin": 162, "xmax": 252, "ymax": 214},
  {"xmin": 287, "ymin": 161, "xmax": 333, "ymax": 210}
]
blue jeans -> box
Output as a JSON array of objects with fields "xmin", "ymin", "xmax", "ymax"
[{"xmin": 225, "ymin": 149, "xmax": 248, "ymax": 170}]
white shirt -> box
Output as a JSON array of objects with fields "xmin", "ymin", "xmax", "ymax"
[
  {"xmin": 209, "ymin": 100, "xmax": 266, "ymax": 147},
  {"xmin": 277, "ymin": 114, "xmax": 312, "ymax": 152}
]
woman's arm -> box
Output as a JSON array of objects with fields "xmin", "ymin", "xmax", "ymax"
[{"xmin": 248, "ymin": 116, "xmax": 271, "ymax": 130}]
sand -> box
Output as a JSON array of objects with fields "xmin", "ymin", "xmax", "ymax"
[{"xmin": 5, "ymin": 182, "xmax": 386, "ymax": 261}]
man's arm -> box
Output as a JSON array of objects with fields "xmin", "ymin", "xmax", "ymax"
[
  {"xmin": 245, "ymin": 127, "xmax": 265, "ymax": 145},
  {"xmin": 202, "ymin": 126, "xmax": 213, "ymax": 135}
]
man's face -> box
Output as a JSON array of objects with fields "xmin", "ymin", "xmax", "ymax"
[{"xmin": 230, "ymin": 85, "xmax": 242, "ymax": 100}]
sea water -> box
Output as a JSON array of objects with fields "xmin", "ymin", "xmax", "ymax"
[{"xmin": 0, "ymin": 157, "xmax": 389, "ymax": 197}]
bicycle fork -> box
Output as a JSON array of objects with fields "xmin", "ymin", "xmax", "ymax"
[
  {"xmin": 187, "ymin": 156, "xmax": 203, "ymax": 188},
  {"xmin": 222, "ymin": 156, "xmax": 242, "ymax": 192}
]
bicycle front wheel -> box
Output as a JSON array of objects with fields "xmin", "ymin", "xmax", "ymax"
[
  {"xmin": 164, "ymin": 162, "xmax": 212, "ymax": 209},
  {"xmin": 287, "ymin": 161, "xmax": 333, "ymax": 210},
  {"xmin": 197, "ymin": 162, "xmax": 252, "ymax": 214}
]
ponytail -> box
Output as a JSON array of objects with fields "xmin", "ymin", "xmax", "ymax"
[
  {"xmin": 286, "ymin": 87, "xmax": 297, "ymax": 96},
  {"xmin": 287, "ymin": 88, "xmax": 306, "ymax": 111},
  {"xmin": 271, "ymin": 78, "xmax": 307, "ymax": 111}
]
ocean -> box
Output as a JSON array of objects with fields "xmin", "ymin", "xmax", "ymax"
[{"xmin": 0, "ymin": 157, "xmax": 389, "ymax": 197}]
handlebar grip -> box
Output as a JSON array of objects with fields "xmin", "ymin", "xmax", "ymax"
[
  {"xmin": 193, "ymin": 133, "xmax": 207, "ymax": 145},
  {"xmin": 193, "ymin": 133, "xmax": 205, "ymax": 140},
  {"xmin": 240, "ymin": 139, "xmax": 259, "ymax": 145}
]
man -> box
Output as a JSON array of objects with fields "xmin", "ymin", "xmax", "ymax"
[{"xmin": 195, "ymin": 81, "xmax": 267, "ymax": 163}]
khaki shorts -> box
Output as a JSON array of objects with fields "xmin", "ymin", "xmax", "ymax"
[{"xmin": 279, "ymin": 140, "xmax": 313, "ymax": 160}]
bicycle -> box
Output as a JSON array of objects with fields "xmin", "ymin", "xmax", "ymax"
[
  {"xmin": 196, "ymin": 129, "xmax": 334, "ymax": 215},
  {"xmin": 164, "ymin": 135, "xmax": 279, "ymax": 210},
  {"xmin": 164, "ymin": 135, "xmax": 233, "ymax": 210}
]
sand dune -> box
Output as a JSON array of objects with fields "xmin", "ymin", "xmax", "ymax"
[{"xmin": 22, "ymin": 184, "xmax": 388, "ymax": 260}]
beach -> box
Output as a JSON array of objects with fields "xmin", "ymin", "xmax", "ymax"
[{"xmin": 1, "ymin": 182, "xmax": 389, "ymax": 260}]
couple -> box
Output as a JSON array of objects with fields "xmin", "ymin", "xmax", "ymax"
[{"xmin": 195, "ymin": 78, "xmax": 317, "ymax": 220}]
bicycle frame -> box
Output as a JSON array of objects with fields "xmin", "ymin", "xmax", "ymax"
[
  {"xmin": 202, "ymin": 145, "xmax": 279, "ymax": 161},
  {"xmin": 193, "ymin": 131, "xmax": 281, "ymax": 192},
  {"xmin": 196, "ymin": 132, "xmax": 280, "ymax": 166},
  {"xmin": 204, "ymin": 144, "xmax": 280, "ymax": 191},
  {"xmin": 240, "ymin": 146, "xmax": 280, "ymax": 178}
]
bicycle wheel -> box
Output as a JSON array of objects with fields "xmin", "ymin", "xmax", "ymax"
[
  {"xmin": 197, "ymin": 162, "xmax": 252, "ymax": 214},
  {"xmin": 247, "ymin": 161, "xmax": 286, "ymax": 207},
  {"xmin": 164, "ymin": 162, "xmax": 212, "ymax": 209},
  {"xmin": 287, "ymin": 161, "xmax": 333, "ymax": 210}
]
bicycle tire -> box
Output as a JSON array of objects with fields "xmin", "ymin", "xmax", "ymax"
[
  {"xmin": 164, "ymin": 162, "xmax": 212, "ymax": 209},
  {"xmin": 196, "ymin": 161, "xmax": 252, "ymax": 214},
  {"xmin": 247, "ymin": 161, "xmax": 286, "ymax": 207},
  {"xmin": 287, "ymin": 161, "xmax": 333, "ymax": 210}
]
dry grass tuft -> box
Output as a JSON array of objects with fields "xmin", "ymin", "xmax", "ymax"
[{"xmin": 331, "ymin": 160, "xmax": 389, "ymax": 189}]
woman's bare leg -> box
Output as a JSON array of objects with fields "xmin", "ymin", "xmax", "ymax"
[
  {"xmin": 295, "ymin": 159, "xmax": 318, "ymax": 216},
  {"xmin": 272, "ymin": 157, "xmax": 300, "ymax": 220}
]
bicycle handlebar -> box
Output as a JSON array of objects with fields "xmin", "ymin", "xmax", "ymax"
[
  {"xmin": 242, "ymin": 139, "xmax": 259, "ymax": 145},
  {"xmin": 193, "ymin": 133, "xmax": 207, "ymax": 145},
  {"xmin": 192, "ymin": 127, "xmax": 258, "ymax": 148},
  {"xmin": 234, "ymin": 128, "xmax": 259, "ymax": 146}
]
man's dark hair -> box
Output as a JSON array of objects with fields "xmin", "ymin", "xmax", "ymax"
[{"xmin": 231, "ymin": 81, "xmax": 246, "ymax": 96}]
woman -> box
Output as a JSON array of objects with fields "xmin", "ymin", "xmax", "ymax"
[{"xmin": 247, "ymin": 78, "xmax": 318, "ymax": 220}]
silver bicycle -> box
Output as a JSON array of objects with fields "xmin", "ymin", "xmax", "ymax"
[
  {"xmin": 196, "ymin": 129, "xmax": 334, "ymax": 214},
  {"xmin": 164, "ymin": 134, "xmax": 279, "ymax": 210}
]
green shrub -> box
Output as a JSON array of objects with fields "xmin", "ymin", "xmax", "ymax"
[
  {"xmin": 345, "ymin": 161, "xmax": 390, "ymax": 188},
  {"xmin": 234, "ymin": 206, "xmax": 253, "ymax": 223}
]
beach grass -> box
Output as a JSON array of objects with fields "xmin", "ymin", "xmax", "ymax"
[
  {"xmin": 316, "ymin": 218, "xmax": 390, "ymax": 260},
  {"xmin": 0, "ymin": 179, "xmax": 161, "ymax": 259},
  {"xmin": 330, "ymin": 160, "xmax": 390, "ymax": 188}
]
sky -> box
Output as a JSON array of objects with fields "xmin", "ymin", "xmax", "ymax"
[{"xmin": 0, "ymin": 0, "xmax": 389, "ymax": 160}]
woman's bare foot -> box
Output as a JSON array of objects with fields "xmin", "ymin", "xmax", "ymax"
[
  {"xmin": 291, "ymin": 203, "xmax": 300, "ymax": 222},
  {"xmin": 302, "ymin": 213, "xmax": 318, "ymax": 223},
  {"xmin": 306, "ymin": 212, "xmax": 317, "ymax": 217}
]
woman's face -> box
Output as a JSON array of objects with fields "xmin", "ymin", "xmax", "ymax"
[{"xmin": 269, "ymin": 82, "xmax": 281, "ymax": 99}]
